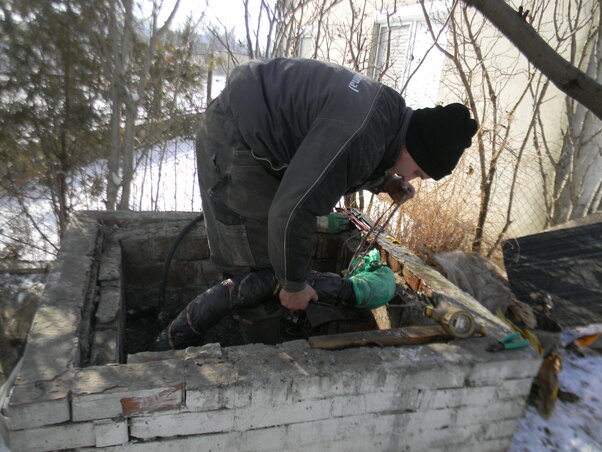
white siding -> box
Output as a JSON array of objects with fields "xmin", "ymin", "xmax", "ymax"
[{"xmin": 373, "ymin": 1, "xmax": 447, "ymax": 108}]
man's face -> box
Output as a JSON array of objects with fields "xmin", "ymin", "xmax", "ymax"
[{"xmin": 392, "ymin": 146, "xmax": 431, "ymax": 181}]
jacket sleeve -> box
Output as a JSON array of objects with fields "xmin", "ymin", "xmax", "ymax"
[{"xmin": 268, "ymin": 116, "xmax": 387, "ymax": 292}]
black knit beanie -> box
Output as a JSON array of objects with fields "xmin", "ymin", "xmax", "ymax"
[{"xmin": 405, "ymin": 103, "xmax": 478, "ymax": 180}]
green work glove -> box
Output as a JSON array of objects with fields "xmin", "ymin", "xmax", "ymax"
[
  {"xmin": 346, "ymin": 249, "xmax": 396, "ymax": 309},
  {"xmin": 317, "ymin": 212, "xmax": 350, "ymax": 233}
]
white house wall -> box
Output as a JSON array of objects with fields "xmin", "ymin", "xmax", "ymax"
[{"xmin": 297, "ymin": 0, "xmax": 597, "ymax": 242}]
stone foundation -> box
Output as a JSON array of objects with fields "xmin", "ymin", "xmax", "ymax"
[{"xmin": 0, "ymin": 211, "xmax": 541, "ymax": 451}]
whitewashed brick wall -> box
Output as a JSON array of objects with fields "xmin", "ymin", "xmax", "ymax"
[{"xmin": 0, "ymin": 212, "xmax": 542, "ymax": 452}]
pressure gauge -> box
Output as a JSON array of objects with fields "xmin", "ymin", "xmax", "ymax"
[{"xmin": 424, "ymin": 305, "xmax": 484, "ymax": 338}]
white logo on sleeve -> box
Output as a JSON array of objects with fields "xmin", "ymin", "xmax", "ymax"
[{"xmin": 348, "ymin": 74, "xmax": 362, "ymax": 93}]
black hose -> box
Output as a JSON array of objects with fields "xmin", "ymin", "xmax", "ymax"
[{"xmin": 158, "ymin": 212, "xmax": 205, "ymax": 325}]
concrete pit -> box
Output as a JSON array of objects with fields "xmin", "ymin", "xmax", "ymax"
[{"xmin": 0, "ymin": 211, "xmax": 541, "ymax": 452}]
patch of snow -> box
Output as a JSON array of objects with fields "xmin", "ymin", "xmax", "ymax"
[
  {"xmin": 0, "ymin": 138, "xmax": 201, "ymax": 261},
  {"xmin": 510, "ymin": 347, "xmax": 602, "ymax": 452},
  {"xmin": 129, "ymin": 139, "xmax": 201, "ymax": 211},
  {"xmin": 0, "ymin": 273, "xmax": 45, "ymax": 303}
]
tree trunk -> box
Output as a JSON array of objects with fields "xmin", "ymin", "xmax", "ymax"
[
  {"xmin": 552, "ymin": 13, "xmax": 602, "ymax": 224},
  {"xmin": 462, "ymin": 0, "xmax": 602, "ymax": 121},
  {"xmin": 117, "ymin": 99, "xmax": 137, "ymax": 210}
]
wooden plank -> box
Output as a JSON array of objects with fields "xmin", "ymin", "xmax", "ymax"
[{"xmin": 308, "ymin": 326, "xmax": 451, "ymax": 350}]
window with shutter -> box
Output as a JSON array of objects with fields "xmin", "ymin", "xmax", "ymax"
[
  {"xmin": 375, "ymin": 24, "xmax": 411, "ymax": 90},
  {"xmin": 372, "ymin": 1, "xmax": 447, "ymax": 108}
]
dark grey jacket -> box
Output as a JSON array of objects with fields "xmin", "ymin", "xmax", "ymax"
[{"xmin": 218, "ymin": 58, "xmax": 412, "ymax": 292}]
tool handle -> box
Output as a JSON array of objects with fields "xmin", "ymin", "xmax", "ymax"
[
  {"xmin": 500, "ymin": 332, "xmax": 521, "ymax": 343},
  {"xmin": 504, "ymin": 338, "xmax": 531, "ymax": 349}
]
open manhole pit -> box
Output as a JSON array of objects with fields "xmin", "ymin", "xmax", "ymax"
[
  {"xmin": 1, "ymin": 210, "xmax": 541, "ymax": 452},
  {"xmin": 119, "ymin": 216, "xmax": 388, "ymax": 356}
]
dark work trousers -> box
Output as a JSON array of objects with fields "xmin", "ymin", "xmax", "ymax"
[{"xmin": 195, "ymin": 99, "xmax": 281, "ymax": 277}]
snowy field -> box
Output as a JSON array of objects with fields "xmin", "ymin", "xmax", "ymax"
[{"xmin": 0, "ymin": 139, "xmax": 201, "ymax": 262}]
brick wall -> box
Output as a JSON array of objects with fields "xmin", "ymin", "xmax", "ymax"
[{"xmin": 0, "ymin": 211, "xmax": 542, "ymax": 452}]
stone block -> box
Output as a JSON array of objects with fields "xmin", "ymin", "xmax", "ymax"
[
  {"xmin": 124, "ymin": 263, "xmax": 163, "ymax": 286},
  {"xmin": 90, "ymin": 329, "xmax": 119, "ymax": 365},
  {"xmin": 417, "ymin": 426, "xmax": 482, "ymax": 450},
  {"xmin": 3, "ymin": 376, "xmax": 71, "ymax": 430},
  {"xmin": 166, "ymin": 261, "xmax": 209, "ymax": 286},
  {"xmin": 124, "ymin": 285, "xmax": 162, "ymax": 311},
  {"xmin": 79, "ymin": 429, "xmax": 286, "ymax": 452},
  {"xmin": 120, "ymin": 227, "xmax": 208, "ymax": 265},
  {"xmin": 94, "ymin": 418, "xmax": 129, "ymax": 447},
  {"xmin": 483, "ymin": 418, "xmax": 521, "ymax": 439},
  {"xmin": 17, "ymin": 298, "xmax": 82, "ymax": 384},
  {"xmin": 99, "ymin": 241, "xmax": 122, "ymax": 282},
  {"xmin": 9, "ymin": 421, "xmax": 94, "ymax": 452},
  {"xmin": 185, "ymin": 358, "xmax": 248, "ymax": 411},
  {"xmin": 496, "ymin": 378, "xmax": 534, "ymax": 400},
  {"xmin": 234, "ymin": 397, "xmax": 335, "ymax": 431},
  {"xmin": 434, "ymin": 436, "xmax": 514, "ymax": 452},
  {"xmin": 284, "ymin": 412, "xmax": 410, "ymax": 448},
  {"xmin": 420, "ymin": 385, "xmax": 498, "ymax": 409},
  {"xmin": 364, "ymin": 389, "xmax": 423, "ymax": 413},
  {"xmin": 273, "ymin": 413, "xmax": 362, "ymax": 448},
  {"xmin": 455, "ymin": 399, "xmax": 526, "ymax": 426},
  {"xmin": 127, "ymin": 350, "xmax": 184, "ymax": 364},
  {"xmin": 185, "ymin": 343, "xmax": 224, "ymax": 360},
  {"xmin": 330, "ymin": 394, "xmax": 366, "ymax": 418},
  {"xmin": 327, "ymin": 390, "xmax": 424, "ymax": 419},
  {"xmin": 200, "ymin": 259, "xmax": 223, "ymax": 283},
  {"xmin": 129, "ymin": 409, "xmax": 235, "ymax": 439},
  {"xmin": 171, "ymin": 236, "xmax": 211, "ymax": 261},
  {"xmin": 290, "ymin": 372, "xmax": 370, "ymax": 402},
  {"xmin": 96, "ymin": 283, "xmax": 122, "ymax": 326},
  {"xmin": 72, "ymin": 361, "xmax": 185, "ymax": 421},
  {"xmin": 383, "ymin": 362, "xmax": 469, "ymax": 392},
  {"xmin": 467, "ymin": 357, "xmax": 542, "ymax": 386},
  {"xmin": 120, "ymin": 236, "xmax": 168, "ymax": 265}
]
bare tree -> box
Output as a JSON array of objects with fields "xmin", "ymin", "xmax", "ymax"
[
  {"xmin": 530, "ymin": 0, "xmax": 602, "ymax": 226},
  {"xmin": 205, "ymin": 0, "xmax": 341, "ymax": 69},
  {"xmin": 419, "ymin": 0, "xmax": 573, "ymax": 254},
  {"xmin": 95, "ymin": 0, "xmax": 182, "ymax": 210},
  {"xmin": 462, "ymin": 0, "xmax": 602, "ymax": 121}
]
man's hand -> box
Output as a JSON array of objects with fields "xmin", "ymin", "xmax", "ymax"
[
  {"xmin": 383, "ymin": 175, "xmax": 416, "ymax": 205},
  {"xmin": 279, "ymin": 284, "xmax": 318, "ymax": 311}
]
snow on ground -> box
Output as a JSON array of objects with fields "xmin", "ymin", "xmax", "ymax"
[
  {"xmin": 0, "ymin": 273, "xmax": 45, "ymax": 303},
  {"xmin": 0, "ymin": 191, "xmax": 60, "ymax": 262},
  {"xmin": 0, "ymin": 139, "xmax": 200, "ymax": 262},
  {"xmin": 510, "ymin": 346, "xmax": 602, "ymax": 452},
  {"xmin": 129, "ymin": 138, "xmax": 201, "ymax": 212}
]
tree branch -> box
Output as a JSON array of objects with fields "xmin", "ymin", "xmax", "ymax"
[{"xmin": 462, "ymin": 0, "xmax": 602, "ymax": 120}]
